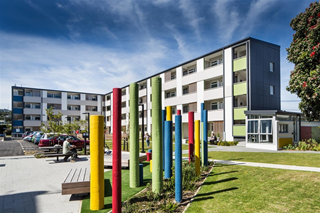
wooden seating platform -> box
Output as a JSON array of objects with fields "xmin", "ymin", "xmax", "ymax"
[
  {"xmin": 43, "ymin": 153, "xmax": 67, "ymax": 161},
  {"xmin": 62, "ymin": 168, "xmax": 90, "ymax": 195}
]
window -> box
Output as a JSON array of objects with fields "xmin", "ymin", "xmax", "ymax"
[
  {"xmin": 270, "ymin": 62, "xmax": 274, "ymax": 72},
  {"xmin": 188, "ymin": 67, "xmax": 196, "ymax": 74},
  {"xmin": 210, "ymin": 60, "xmax": 218, "ymax": 67},
  {"xmin": 183, "ymin": 105, "xmax": 189, "ymax": 113},
  {"xmin": 183, "ymin": 70, "xmax": 188, "ymax": 76},
  {"xmin": 183, "ymin": 87, "xmax": 189, "ymax": 95},
  {"xmin": 248, "ymin": 120, "xmax": 258, "ymax": 133},
  {"xmin": 171, "ymin": 73, "xmax": 176, "ymax": 80},
  {"xmin": 106, "ymin": 95, "xmax": 110, "ymax": 101},
  {"xmin": 210, "ymin": 81, "xmax": 218, "ymax": 88},
  {"xmin": 260, "ymin": 120, "xmax": 272, "ymax": 133},
  {"xmin": 172, "ymin": 107, "xmax": 176, "ymax": 115},
  {"xmin": 270, "ymin": 85, "xmax": 275, "ymax": 95},
  {"xmin": 211, "ymin": 102, "xmax": 218, "ymax": 110},
  {"xmin": 279, "ymin": 124, "xmax": 288, "ymax": 133},
  {"xmin": 107, "ymin": 106, "xmax": 111, "ymax": 111}
]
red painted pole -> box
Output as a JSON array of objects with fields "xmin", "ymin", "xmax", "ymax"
[
  {"xmin": 188, "ymin": 111, "xmax": 194, "ymax": 163},
  {"xmin": 177, "ymin": 110, "xmax": 181, "ymax": 115},
  {"xmin": 112, "ymin": 88, "xmax": 121, "ymax": 213}
]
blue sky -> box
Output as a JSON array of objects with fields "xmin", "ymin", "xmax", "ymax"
[{"xmin": 0, "ymin": 0, "xmax": 313, "ymax": 111}]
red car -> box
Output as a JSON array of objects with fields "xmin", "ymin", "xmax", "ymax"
[{"xmin": 38, "ymin": 134, "xmax": 89, "ymax": 149}]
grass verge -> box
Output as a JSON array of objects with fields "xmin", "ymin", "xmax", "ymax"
[
  {"xmin": 81, "ymin": 162, "xmax": 152, "ymax": 213},
  {"xmin": 187, "ymin": 164, "xmax": 320, "ymax": 213},
  {"xmin": 205, "ymin": 152, "xmax": 320, "ymax": 167}
]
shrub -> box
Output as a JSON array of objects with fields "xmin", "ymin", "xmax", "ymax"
[{"xmin": 283, "ymin": 138, "xmax": 320, "ymax": 151}]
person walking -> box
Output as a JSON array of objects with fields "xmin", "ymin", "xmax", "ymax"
[{"xmin": 145, "ymin": 133, "xmax": 151, "ymax": 148}]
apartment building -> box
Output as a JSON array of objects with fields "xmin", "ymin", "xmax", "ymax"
[
  {"xmin": 11, "ymin": 87, "xmax": 103, "ymax": 137},
  {"xmin": 11, "ymin": 37, "xmax": 281, "ymax": 141},
  {"xmin": 104, "ymin": 37, "xmax": 281, "ymax": 141}
]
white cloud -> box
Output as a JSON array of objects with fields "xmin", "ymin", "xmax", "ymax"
[
  {"xmin": 0, "ymin": 33, "xmax": 172, "ymax": 109},
  {"xmin": 240, "ymin": 0, "xmax": 277, "ymax": 38},
  {"xmin": 178, "ymin": 0, "xmax": 203, "ymax": 41},
  {"xmin": 165, "ymin": 23, "xmax": 193, "ymax": 61},
  {"xmin": 212, "ymin": 0, "xmax": 240, "ymax": 43}
]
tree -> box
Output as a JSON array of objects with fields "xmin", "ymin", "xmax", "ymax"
[
  {"xmin": 286, "ymin": 1, "xmax": 320, "ymax": 121},
  {"xmin": 40, "ymin": 107, "xmax": 64, "ymax": 135}
]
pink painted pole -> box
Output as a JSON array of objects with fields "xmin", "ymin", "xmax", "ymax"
[
  {"xmin": 112, "ymin": 88, "xmax": 121, "ymax": 213},
  {"xmin": 188, "ymin": 111, "xmax": 194, "ymax": 163}
]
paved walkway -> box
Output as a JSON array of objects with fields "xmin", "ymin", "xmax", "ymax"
[{"xmin": 211, "ymin": 159, "xmax": 320, "ymax": 172}]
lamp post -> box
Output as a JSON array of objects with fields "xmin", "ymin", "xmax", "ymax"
[
  {"xmin": 139, "ymin": 103, "xmax": 145, "ymax": 153},
  {"xmin": 82, "ymin": 112, "xmax": 90, "ymax": 155}
]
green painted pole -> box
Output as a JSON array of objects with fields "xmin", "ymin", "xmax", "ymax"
[
  {"xmin": 130, "ymin": 83, "xmax": 139, "ymax": 188},
  {"xmin": 152, "ymin": 77, "xmax": 163, "ymax": 193}
]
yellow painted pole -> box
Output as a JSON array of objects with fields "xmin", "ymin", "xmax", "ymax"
[
  {"xmin": 166, "ymin": 106, "xmax": 172, "ymax": 121},
  {"xmin": 90, "ymin": 115, "xmax": 104, "ymax": 210},
  {"xmin": 195, "ymin": 120, "xmax": 200, "ymax": 176},
  {"xmin": 150, "ymin": 160, "xmax": 153, "ymax": 172}
]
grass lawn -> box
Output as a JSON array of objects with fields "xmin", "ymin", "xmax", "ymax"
[
  {"xmin": 206, "ymin": 152, "xmax": 320, "ymax": 168},
  {"xmin": 81, "ymin": 162, "xmax": 152, "ymax": 213},
  {"xmin": 187, "ymin": 164, "xmax": 320, "ymax": 213}
]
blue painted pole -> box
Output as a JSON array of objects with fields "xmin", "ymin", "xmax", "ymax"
[
  {"xmin": 203, "ymin": 110, "xmax": 208, "ymax": 166},
  {"xmin": 175, "ymin": 113, "xmax": 182, "ymax": 203},
  {"xmin": 162, "ymin": 109, "xmax": 166, "ymax": 170},
  {"xmin": 201, "ymin": 103, "xmax": 204, "ymax": 122},
  {"xmin": 164, "ymin": 120, "xmax": 172, "ymax": 179}
]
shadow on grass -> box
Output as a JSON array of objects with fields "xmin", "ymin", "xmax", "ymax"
[
  {"xmin": 202, "ymin": 177, "xmax": 238, "ymax": 186},
  {"xmin": 196, "ymin": 187, "xmax": 239, "ymax": 198},
  {"xmin": 192, "ymin": 196, "xmax": 214, "ymax": 202},
  {"xmin": 209, "ymin": 171, "xmax": 238, "ymax": 176}
]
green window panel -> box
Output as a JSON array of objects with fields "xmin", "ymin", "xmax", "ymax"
[
  {"xmin": 233, "ymin": 82, "xmax": 247, "ymax": 96},
  {"xmin": 233, "ymin": 57, "xmax": 246, "ymax": 72},
  {"xmin": 233, "ymin": 125, "xmax": 246, "ymax": 136},
  {"xmin": 234, "ymin": 107, "xmax": 247, "ymax": 120}
]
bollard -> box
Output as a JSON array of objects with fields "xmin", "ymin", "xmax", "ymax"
[
  {"xmin": 129, "ymin": 83, "xmax": 139, "ymax": 188},
  {"xmin": 139, "ymin": 164, "xmax": 143, "ymax": 186},
  {"xmin": 151, "ymin": 77, "xmax": 163, "ymax": 193},
  {"xmin": 90, "ymin": 115, "xmax": 104, "ymax": 210},
  {"xmin": 150, "ymin": 160, "xmax": 152, "ymax": 172},
  {"xmin": 188, "ymin": 112, "xmax": 194, "ymax": 163},
  {"xmin": 146, "ymin": 152, "xmax": 152, "ymax": 161},
  {"xmin": 175, "ymin": 112, "xmax": 182, "ymax": 203},
  {"xmin": 195, "ymin": 120, "xmax": 200, "ymax": 175},
  {"xmin": 112, "ymin": 88, "xmax": 122, "ymax": 213}
]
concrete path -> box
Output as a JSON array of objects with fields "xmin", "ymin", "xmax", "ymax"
[{"xmin": 212, "ymin": 159, "xmax": 320, "ymax": 172}]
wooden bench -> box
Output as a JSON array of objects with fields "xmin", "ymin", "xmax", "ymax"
[
  {"xmin": 62, "ymin": 168, "xmax": 90, "ymax": 195},
  {"xmin": 42, "ymin": 153, "xmax": 68, "ymax": 162}
]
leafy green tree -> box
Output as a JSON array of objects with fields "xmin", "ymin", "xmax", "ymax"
[
  {"xmin": 40, "ymin": 107, "xmax": 63, "ymax": 135},
  {"xmin": 286, "ymin": 1, "xmax": 320, "ymax": 121}
]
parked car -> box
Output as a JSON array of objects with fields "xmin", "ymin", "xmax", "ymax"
[
  {"xmin": 38, "ymin": 134, "xmax": 89, "ymax": 149},
  {"xmin": 33, "ymin": 132, "xmax": 44, "ymax": 145},
  {"xmin": 22, "ymin": 131, "xmax": 33, "ymax": 138},
  {"xmin": 23, "ymin": 133, "xmax": 34, "ymax": 142},
  {"xmin": 31, "ymin": 131, "xmax": 42, "ymax": 143}
]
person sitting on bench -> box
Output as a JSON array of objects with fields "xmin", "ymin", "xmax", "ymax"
[
  {"xmin": 63, "ymin": 137, "xmax": 78, "ymax": 162},
  {"xmin": 209, "ymin": 132, "xmax": 217, "ymax": 145}
]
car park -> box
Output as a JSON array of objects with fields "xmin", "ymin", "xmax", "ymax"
[
  {"xmin": 33, "ymin": 132, "xmax": 44, "ymax": 145},
  {"xmin": 38, "ymin": 134, "xmax": 89, "ymax": 149}
]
